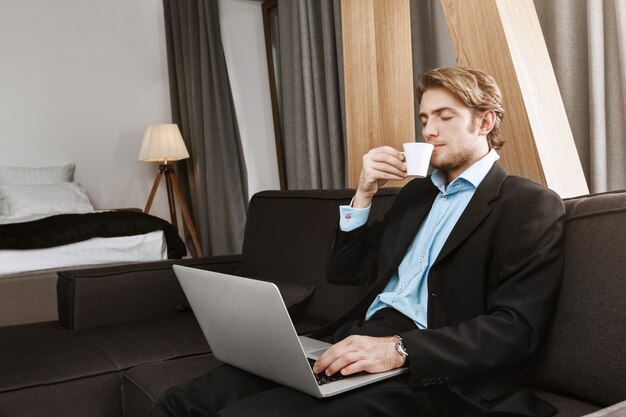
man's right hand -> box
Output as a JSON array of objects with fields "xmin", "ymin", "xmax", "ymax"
[{"xmin": 353, "ymin": 146, "xmax": 407, "ymax": 208}]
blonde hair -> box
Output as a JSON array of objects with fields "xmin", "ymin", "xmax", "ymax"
[{"xmin": 416, "ymin": 67, "xmax": 505, "ymax": 149}]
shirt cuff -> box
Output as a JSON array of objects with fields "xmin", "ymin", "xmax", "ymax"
[{"xmin": 339, "ymin": 200, "xmax": 371, "ymax": 232}]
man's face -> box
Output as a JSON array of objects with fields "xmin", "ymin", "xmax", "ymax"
[{"xmin": 418, "ymin": 87, "xmax": 490, "ymax": 183}]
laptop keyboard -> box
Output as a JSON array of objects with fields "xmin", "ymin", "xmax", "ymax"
[{"xmin": 308, "ymin": 359, "xmax": 345, "ymax": 386}]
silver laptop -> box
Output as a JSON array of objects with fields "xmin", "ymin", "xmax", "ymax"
[{"xmin": 173, "ymin": 265, "xmax": 408, "ymax": 398}]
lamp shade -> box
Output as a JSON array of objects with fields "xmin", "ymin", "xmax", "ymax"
[{"xmin": 138, "ymin": 124, "xmax": 190, "ymax": 163}]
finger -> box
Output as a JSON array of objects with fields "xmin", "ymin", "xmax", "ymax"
[
  {"xmin": 364, "ymin": 159, "xmax": 407, "ymax": 181},
  {"xmin": 361, "ymin": 169, "xmax": 406, "ymax": 185},
  {"xmin": 312, "ymin": 340, "xmax": 352, "ymax": 373},
  {"xmin": 367, "ymin": 161, "xmax": 407, "ymax": 179},
  {"xmin": 312, "ymin": 351, "xmax": 333, "ymax": 374},
  {"xmin": 365, "ymin": 150, "xmax": 406, "ymax": 169},
  {"xmin": 314, "ymin": 337, "xmax": 358, "ymax": 375},
  {"xmin": 368, "ymin": 146, "xmax": 403, "ymax": 159},
  {"xmin": 316, "ymin": 335, "xmax": 369, "ymax": 376},
  {"xmin": 325, "ymin": 351, "xmax": 363, "ymax": 376},
  {"xmin": 339, "ymin": 359, "xmax": 371, "ymax": 376}
]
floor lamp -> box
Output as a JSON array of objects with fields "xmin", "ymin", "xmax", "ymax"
[{"xmin": 138, "ymin": 124, "xmax": 204, "ymax": 257}]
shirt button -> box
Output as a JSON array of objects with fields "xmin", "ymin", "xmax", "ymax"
[
  {"xmin": 442, "ymin": 195, "xmax": 447, "ymax": 200},
  {"xmin": 345, "ymin": 215, "xmax": 352, "ymax": 220}
]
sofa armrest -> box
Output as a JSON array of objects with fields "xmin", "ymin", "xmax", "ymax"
[
  {"xmin": 583, "ymin": 400, "xmax": 626, "ymax": 417},
  {"xmin": 57, "ymin": 255, "xmax": 242, "ymax": 330}
]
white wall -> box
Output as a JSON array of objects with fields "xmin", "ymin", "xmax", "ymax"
[
  {"xmin": 0, "ymin": 0, "xmax": 173, "ymax": 221},
  {"xmin": 219, "ymin": 0, "xmax": 281, "ymax": 198}
]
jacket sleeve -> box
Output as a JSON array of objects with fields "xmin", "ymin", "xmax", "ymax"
[{"xmin": 327, "ymin": 218, "xmax": 385, "ymax": 287}]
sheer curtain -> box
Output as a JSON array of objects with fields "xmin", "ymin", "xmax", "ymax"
[
  {"xmin": 535, "ymin": 0, "xmax": 626, "ymax": 192},
  {"xmin": 277, "ymin": 0, "xmax": 346, "ymax": 189},
  {"xmin": 163, "ymin": 0, "xmax": 248, "ymax": 256}
]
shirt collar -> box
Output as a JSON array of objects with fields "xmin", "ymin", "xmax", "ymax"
[{"xmin": 431, "ymin": 149, "xmax": 500, "ymax": 191}]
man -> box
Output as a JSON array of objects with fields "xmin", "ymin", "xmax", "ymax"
[{"xmin": 153, "ymin": 67, "xmax": 565, "ymax": 417}]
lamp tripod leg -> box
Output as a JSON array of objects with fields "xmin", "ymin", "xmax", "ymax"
[
  {"xmin": 169, "ymin": 171, "xmax": 204, "ymax": 257},
  {"xmin": 144, "ymin": 170, "xmax": 163, "ymax": 214},
  {"xmin": 164, "ymin": 170, "xmax": 178, "ymax": 230}
]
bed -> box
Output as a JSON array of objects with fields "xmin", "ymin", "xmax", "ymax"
[{"xmin": 0, "ymin": 164, "xmax": 187, "ymax": 326}]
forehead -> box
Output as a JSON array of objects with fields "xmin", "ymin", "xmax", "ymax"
[{"xmin": 418, "ymin": 86, "xmax": 469, "ymax": 116}]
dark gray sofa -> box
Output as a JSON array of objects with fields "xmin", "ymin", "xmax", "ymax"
[{"xmin": 0, "ymin": 188, "xmax": 624, "ymax": 417}]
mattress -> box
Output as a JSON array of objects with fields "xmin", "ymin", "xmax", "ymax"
[{"xmin": 0, "ymin": 230, "xmax": 167, "ymax": 276}]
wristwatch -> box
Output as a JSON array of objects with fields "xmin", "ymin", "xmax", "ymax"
[{"xmin": 395, "ymin": 335, "xmax": 409, "ymax": 361}]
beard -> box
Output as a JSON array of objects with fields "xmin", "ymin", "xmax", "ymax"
[{"xmin": 430, "ymin": 146, "xmax": 477, "ymax": 174}]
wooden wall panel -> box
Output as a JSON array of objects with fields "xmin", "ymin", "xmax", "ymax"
[
  {"xmin": 440, "ymin": 0, "xmax": 588, "ymax": 198},
  {"xmin": 342, "ymin": 0, "xmax": 415, "ymax": 188}
]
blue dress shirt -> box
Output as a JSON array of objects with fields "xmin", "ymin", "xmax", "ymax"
[{"xmin": 339, "ymin": 149, "xmax": 500, "ymax": 329}]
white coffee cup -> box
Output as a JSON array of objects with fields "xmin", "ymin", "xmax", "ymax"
[{"xmin": 402, "ymin": 142, "xmax": 434, "ymax": 177}]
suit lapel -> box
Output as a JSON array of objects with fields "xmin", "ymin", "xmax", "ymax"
[{"xmin": 433, "ymin": 164, "xmax": 508, "ymax": 265}]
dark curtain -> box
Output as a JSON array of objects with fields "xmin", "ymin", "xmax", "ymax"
[
  {"xmin": 534, "ymin": 0, "xmax": 626, "ymax": 192},
  {"xmin": 163, "ymin": 0, "xmax": 248, "ymax": 256},
  {"xmin": 277, "ymin": 0, "xmax": 346, "ymax": 189}
]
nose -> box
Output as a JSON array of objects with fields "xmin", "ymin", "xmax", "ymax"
[{"xmin": 422, "ymin": 119, "xmax": 437, "ymax": 141}]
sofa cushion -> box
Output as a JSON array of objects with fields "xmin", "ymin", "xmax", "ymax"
[
  {"xmin": 292, "ymin": 317, "xmax": 327, "ymax": 336},
  {"xmin": 263, "ymin": 279, "xmax": 315, "ymax": 315},
  {"xmin": 81, "ymin": 313, "xmax": 209, "ymax": 370},
  {"xmin": 0, "ymin": 313, "xmax": 208, "ymax": 395},
  {"xmin": 0, "ymin": 321, "xmax": 116, "ymax": 393},
  {"xmin": 0, "ymin": 373, "xmax": 123, "ymax": 417},
  {"xmin": 0, "ymin": 314, "xmax": 210, "ymax": 417},
  {"xmin": 121, "ymin": 353, "xmax": 222, "ymax": 416},
  {"xmin": 530, "ymin": 191, "xmax": 626, "ymax": 406},
  {"xmin": 532, "ymin": 390, "xmax": 600, "ymax": 417}
]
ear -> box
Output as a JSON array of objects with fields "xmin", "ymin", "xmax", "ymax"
[{"xmin": 479, "ymin": 110, "xmax": 496, "ymax": 135}]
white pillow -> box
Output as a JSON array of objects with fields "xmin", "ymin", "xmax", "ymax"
[
  {"xmin": 0, "ymin": 183, "xmax": 94, "ymax": 218},
  {"xmin": 0, "ymin": 164, "xmax": 75, "ymax": 185}
]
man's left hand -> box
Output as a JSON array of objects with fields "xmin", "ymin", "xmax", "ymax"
[{"xmin": 312, "ymin": 335, "xmax": 406, "ymax": 377}]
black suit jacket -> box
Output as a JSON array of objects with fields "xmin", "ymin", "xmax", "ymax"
[{"xmin": 327, "ymin": 164, "xmax": 565, "ymax": 416}]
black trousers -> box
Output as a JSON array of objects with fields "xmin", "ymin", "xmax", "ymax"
[{"xmin": 152, "ymin": 309, "xmax": 466, "ymax": 417}]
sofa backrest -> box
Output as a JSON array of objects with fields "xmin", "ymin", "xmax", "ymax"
[
  {"xmin": 530, "ymin": 190, "xmax": 626, "ymax": 406},
  {"xmin": 241, "ymin": 189, "xmax": 399, "ymax": 328}
]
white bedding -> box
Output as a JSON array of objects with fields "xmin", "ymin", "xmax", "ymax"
[{"xmin": 0, "ymin": 230, "xmax": 168, "ymax": 275}]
